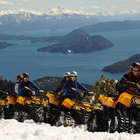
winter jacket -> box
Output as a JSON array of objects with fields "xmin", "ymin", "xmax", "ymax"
[
  {"xmin": 18, "ymin": 81, "xmax": 40, "ymax": 97},
  {"xmin": 117, "ymin": 69, "xmax": 140, "ymax": 94},
  {"xmin": 55, "ymin": 78, "xmax": 66, "ymax": 93},
  {"xmin": 63, "ymin": 80, "xmax": 88, "ymax": 99}
]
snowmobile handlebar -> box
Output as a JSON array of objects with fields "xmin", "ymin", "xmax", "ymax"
[
  {"xmin": 125, "ymin": 81, "xmax": 140, "ymax": 93},
  {"xmin": 0, "ymin": 90, "xmax": 9, "ymax": 99}
]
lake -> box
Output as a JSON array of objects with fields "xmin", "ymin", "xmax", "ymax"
[{"xmin": 0, "ymin": 29, "xmax": 140, "ymax": 84}]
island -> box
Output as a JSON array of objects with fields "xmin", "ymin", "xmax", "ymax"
[
  {"xmin": 37, "ymin": 29, "xmax": 113, "ymax": 54},
  {"xmin": 102, "ymin": 53, "xmax": 140, "ymax": 73},
  {"xmin": 0, "ymin": 42, "xmax": 14, "ymax": 49}
]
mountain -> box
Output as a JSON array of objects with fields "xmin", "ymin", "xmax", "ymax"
[
  {"xmin": 0, "ymin": 10, "xmax": 98, "ymax": 33},
  {"xmin": 103, "ymin": 53, "xmax": 140, "ymax": 73},
  {"xmin": 37, "ymin": 29, "xmax": 113, "ymax": 54},
  {"xmin": 1, "ymin": 10, "xmax": 140, "ymax": 34},
  {"xmin": 80, "ymin": 20, "xmax": 140, "ymax": 33}
]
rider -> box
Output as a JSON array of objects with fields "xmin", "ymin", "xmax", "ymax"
[
  {"xmin": 15, "ymin": 74, "xmax": 23, "ymax": 96},
  {"xmin": 18, "ymin": 72, "xmax": 41, "ymax": 97},
  {"xmin": 117, "ymin": 62, "xmax": 140, "ymax": 94},
  {"xmin": 116, "ymin": 62, "xmax": 140, "ymax": 133},
  {"xmin": 55, "ymin": 72, "xmax": 71, "ymax": 95},
  {"xmin": 62, "ymin": 71, "xmax": 88, "ymax": 100}
]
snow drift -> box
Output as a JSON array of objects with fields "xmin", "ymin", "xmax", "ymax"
[{"xmin": 0, "ymin": 119, "xmax": 140, "ymax": 140}]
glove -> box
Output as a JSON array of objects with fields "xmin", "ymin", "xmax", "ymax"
[
  {"xmin": 88, "ymin": 91, "xmax": 93, "ymax": 95},
  {"xmin": 136, "ymin": 83, "xmax": 140, "ymax": 90},
  {"xmin": 84, "ymin": 91, "xmax": 93, "ymax": 96},
  {"xmin": 39, "ymin": 90, "xmax": 44, "ymax": 93},
  {"xmin": 32, "ymin": 91, "xmax": 36, "ymax": 95}
]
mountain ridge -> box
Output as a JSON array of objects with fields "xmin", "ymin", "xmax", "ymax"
[{"xmin": 80, "ymin": 20, "xmax": 140, "ymax": 33}]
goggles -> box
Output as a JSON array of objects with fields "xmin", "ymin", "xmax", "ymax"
[{"xmin": 132, "ymin": 69, "xmax": 140, "ymax": 72}]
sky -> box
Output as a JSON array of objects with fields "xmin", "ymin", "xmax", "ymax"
[{"xmin": 1, "ymin": 0, "xmax": 140, "ymax": 15}]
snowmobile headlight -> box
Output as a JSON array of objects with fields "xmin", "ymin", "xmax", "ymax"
[
  {"xmin": 42, "ymin": 99, "xmax": 48, "ymax": 107},
  {"xmin": 132, "ymin": 97, "xmax": 140, "ymax": 105},
  {"xmin": 26, "ymin": 100, "xmax": 32, "ymax": 105},
  {"xmin": 72, "ymin": 104, "xmax": 81, "ymax": 111}
]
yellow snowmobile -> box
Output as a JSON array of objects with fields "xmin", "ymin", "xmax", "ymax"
[
  {"xmin": 98, "ymin": 94, "xmax": 119, "ymax": 132},
  {"xmin": 0, "ymin": 90, "xmax": 8, "ymax": 118},
  {"xmin": 15, "ymin": 87, "xmax": 48, "ymax": 123},
  {"xmin": 99, "ymin": 92, "xmax": 140, "ymax": 109},
  {"xmin": 43, "ymin": 92, "xmax": 61, "ymax": 125},
  {"xmin": 98, "ymin": 81, "xmax": 140, "ymax": 133},
  {"xmin": 61, "ymin": 97, "xmax": 102, "ymax": 131},
  {"xmin": 44, "ymin": 91, "xmax": 101, "ymax": 130},
  {"xmin": 0, "ymin": 90, "xmax": 16, "ymax": 119},
  {"xmin": 61, "ymin": 97, "xmax": 101, "ymax": 112},
  {"xmin": 4, "ymin": 95, "xmax": 16, "ymax": 119}
]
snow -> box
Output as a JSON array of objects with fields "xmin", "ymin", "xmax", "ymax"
[
  {"xmin": 0, "ymin": 8, "xmax": 97, "ymax": 16},
  {"xmin": 0, "ymin": 119, "xmax": 140, "ymax": 140}
]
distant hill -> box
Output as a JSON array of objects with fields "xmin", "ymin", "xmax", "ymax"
[
  {"xmin": 103, "ymin": 53, "xmax": 140, "ymax": 73},
  {"xmin": 80, "ymin": 20, "xmax": 140, "ymax": 33},
  {"xmin": 0, "ymin": 76, "xmax": 15, "ymax": 95},
  {"xmin": 34, "ymin": 76, "xmax": 92, "ymax": 91},
  {"xmin": 37, "ymin": 29, "xmax": 113, "ymax": 54}
]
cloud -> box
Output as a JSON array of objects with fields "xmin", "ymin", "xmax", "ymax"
[
  {"xmin": 86, "ymin": 5, "xmax": 101, "ymax": 9},
  {"xmin": 80, "ymin": 5, "xmax": 101, "ymax": 10},
  {"xmin": 0, "ymin": 0, "xmax": 13, "ymax": 5}
]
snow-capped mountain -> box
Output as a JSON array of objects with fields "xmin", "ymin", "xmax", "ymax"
[
  {"xmin": 0, "ymin": 9, "xmax": 98, "ymax": 34},
  {"xmin": 0, "ymin": 8, "xmax": 140, "ymax": 34}
]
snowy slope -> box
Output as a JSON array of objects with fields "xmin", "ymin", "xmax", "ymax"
[{"xmin": 0, "ymin": 119, "xmax": 140, "ymax": 140}]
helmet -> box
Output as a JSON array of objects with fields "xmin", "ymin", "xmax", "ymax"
[
  {"xmin": 131, "ymin": 62, "xmax": 140, "ymax": 69},
  {"xmin": 22, "ymin": 72, "xmax": 29, "ymax": 78},
  {"xmin": 16, "ymin": 74, "xmax": 22, "ymax": 80},
  {"xmin": 70, "ymin": 71, "xmax": 78, "ymax": 77},
  {"xmin": 64, "ymin": 72, "xmax": 71, "ymax": 77}
]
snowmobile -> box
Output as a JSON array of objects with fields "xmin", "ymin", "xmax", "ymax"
[
  {"xmin": 4, "ymin": 95, "xmax": 16, "ymax": 119},
  {"xmin": 44, "ymin": 91, "xmax": 102, "ymax": 131},
  {"xmin": 15, "ymin": 87, "xmax": 47, "ymax": 123},
  {"xmin": 0, "ymin": 90, "xmax": 8, "ymax": 118},
  {"xmin": 0, "ymin": 90, "xmax": 16, "ymax": 119},
  {"xmin": 98, "ymin": 82, "xmax": 140, "ymax": 133},
  {"xmin": 61, "ymin": 97, "xmax": 102, "ymax": 131},
  {"xmin": 98, "ymin": 95, "xmax": 118, "ymax": 132},
  {"xmin": 43, "ymin": 92, "xmax": 61, "ymax": 126}
]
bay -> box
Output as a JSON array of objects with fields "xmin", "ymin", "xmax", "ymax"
[{"xmin": 0, "ymin": 29, "xmax": 140, "ymax": 84}]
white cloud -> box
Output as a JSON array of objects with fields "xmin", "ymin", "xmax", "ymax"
[
  {"xmin": 80, "ymin": 5, "xmax": 101, "ymax": 10},
  {"xmin": 0, "ymin": 0, "xmax": 13, "ymax": 5},
  {"xmin": 84, "ymin": 5, "xmax": 100, "ymax": 9}
]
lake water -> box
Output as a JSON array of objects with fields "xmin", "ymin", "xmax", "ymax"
[{"xmin": 0, "ymin": 29, "xmax": 140, "ymax": 84}]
